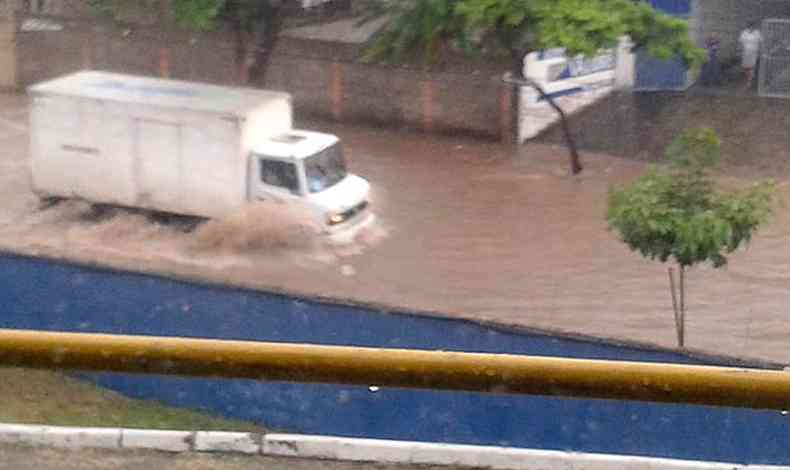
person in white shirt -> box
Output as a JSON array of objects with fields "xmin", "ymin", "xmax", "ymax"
[{"xmin": 739, "ymin": 22, "xmax": 763, "ymax": 89}]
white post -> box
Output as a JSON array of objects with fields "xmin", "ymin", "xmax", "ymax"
[{"xmin": 614, "ymin": 36, "xmax": 635, "ymax": 90}]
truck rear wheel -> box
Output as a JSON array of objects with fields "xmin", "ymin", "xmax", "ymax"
[
  {"xmin": 145, "ymin": 210, "xmax": 205, "ymax": 233},
  {"xmin": 35, "ymin": 194, "xmax": 64, "ymax": 211}
]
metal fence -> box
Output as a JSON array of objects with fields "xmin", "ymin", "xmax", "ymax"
[{"xmin": 759, "ymin": 18, "xmax": 790, "ymax": 97}]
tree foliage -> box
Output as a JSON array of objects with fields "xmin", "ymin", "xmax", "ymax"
[
  {"xmin": 88, "ymin": 0, "xmax": 275, "ymax": 32},
  {"xmin": 87, "ymin": 0, "xmax": 286, "ymax": 82},
  {"xmin": 86, "ymin": 0, "xmax": 160, "ymax": 23},
  {"xmin": 607, "ymin": 128, "xmax": 775, "ymax": 269},
  {"xmin": 171, "ymin": 0, "xmax": 225, "ymax": 31},
  {"xmin": 361, "ymin": 0, "xmax": 705, "ymax": 175},
  {"xmin": 360, "ymin": 0, "xmax": 469, "ymax": 63},
  {"xmin": 364, "ymin": 0, "xmax": 705, "ymax": 73},
  {"xmin": 608, "ymin": 128, "xmax": 774, "ymax": 347}
]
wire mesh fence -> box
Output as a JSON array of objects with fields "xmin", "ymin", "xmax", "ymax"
[{"xmin": 759, "ymin": 18, "xmax": 790, "ymax": 97}]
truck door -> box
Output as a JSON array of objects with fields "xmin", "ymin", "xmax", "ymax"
[
  {"xmin": 251, "ymin": 157, "xmax": 302, "ymax": 202},
  {"xmin": 134, "ymin": 120, "xmax": 181, "ymax": 211}
]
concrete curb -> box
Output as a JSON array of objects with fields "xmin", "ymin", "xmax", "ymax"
[
  {"xmin": 121, "ymin": 429, "xmax": 193, "ymax": 453},
  {"xmin": 193, "ymin": 431, "xmax": 260, "ymax": 454},
  {"xmin": 262, "ymin": 434, "xmax": 787, "ymax": 470},
  {"xmin": 0, "ymin": 424, "xmax": 787, "ymax": 469},
  {"xmin": 0, "ymin": 424, "xmax": 120, "ymax": 450}
]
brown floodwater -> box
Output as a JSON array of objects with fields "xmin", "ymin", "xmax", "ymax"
[{"xmin": 2, "ymin": 93, "xmax": 790, "ymax": 363}]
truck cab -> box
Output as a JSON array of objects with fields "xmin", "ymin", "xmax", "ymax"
[{"xmin": 248, "ymin": 130, "xmax": 372, "ymax": 234}]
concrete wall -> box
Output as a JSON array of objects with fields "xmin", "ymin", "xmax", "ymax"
[
  {"xmin": 0, "ymin": 15, "xmax": 14, "ymax": 89},
  {"xmin": 13, "ymin": 18, "xmax": 512, "ymax": 141},
  {"xmin": 519, "ymin": 82, "xmax": 614, "ymax": 143},
  {"xmin": 15, "ymin": 18, "xmax": 237, "ymax": 88},
  {"xmin": 536, "ymin": 90, "xmax": 790, "ymax": 164},
  {"xmin": 262, "ymin": 38, "xmax": 508, "ymax": 140},
  {"xmin": 519, "ymin": 49, "xmax": 617, "ymax": 142},
  {"xmin": 16, "ymin": 19, "xmax": 85, "ymax": 86},
  {"xmin": 264, "ymin": 55, "xmax": 504, "ymax": 139},
  {"xmin": 2, "ymin": 0, "xmax": 87, "ymax": 17}
]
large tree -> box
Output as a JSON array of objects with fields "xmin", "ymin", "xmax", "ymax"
[
  {"xmin": 88, "ymin": 0, "xmax": 289, "ymax": 83},
  {"xmin": 362, "ymin": 0, "xmax": 705, "ymax": 175}
]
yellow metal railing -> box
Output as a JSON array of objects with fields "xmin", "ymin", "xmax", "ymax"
[{"xmin": 0, "ymin": 328, "xmax": 788, "ymax": 410}]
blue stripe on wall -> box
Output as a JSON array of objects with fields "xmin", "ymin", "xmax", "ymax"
[{"xmin": 1, "ymin": 253, "xmax": 789, "ymax": 464}]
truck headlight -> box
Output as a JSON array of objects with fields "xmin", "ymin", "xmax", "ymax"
[{"xmin": 327, "ymin": 213, "xmax": 346, "ymax": 225}]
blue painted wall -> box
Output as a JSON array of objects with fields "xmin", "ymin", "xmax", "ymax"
[
  {"xmin": 648, "ymin": 0, "xmax": 691, "ymax": 17},
  {"xmin": 635, "ymin": 0, "xmax": 692, "ymax": 91},
  {"xmin": 1, "ymin": 253, "xmax": 789, "ymax": 464},
  {"xmin": 636, "ymin": 55, "xmax": 690, "ymax": 91}
]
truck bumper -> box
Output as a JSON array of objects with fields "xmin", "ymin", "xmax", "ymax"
[{"xmin": 326, "ymin": 211, "xmax": 376, "ymax": 244}]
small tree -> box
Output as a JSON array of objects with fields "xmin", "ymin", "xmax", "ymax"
[{"xmin": 607, "ymin": 128, "xmax": 775, "ymax": 347}]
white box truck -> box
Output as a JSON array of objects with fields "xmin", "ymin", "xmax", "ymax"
[{"xmin": 28, "ymin": 71, "xmax": 372, "ymax": 233}]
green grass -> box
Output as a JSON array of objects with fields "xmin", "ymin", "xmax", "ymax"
[{"xmin": 0, "ymin": 368, "xmax": 265, "ymax": 432}]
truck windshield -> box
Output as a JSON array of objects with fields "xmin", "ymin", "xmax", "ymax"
[{"xmin": 304, "ymin": 143, "xmax": 347, "ymax": 193}]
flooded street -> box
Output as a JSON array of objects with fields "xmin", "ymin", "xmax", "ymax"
[{"xmin": 2, "ymin": 93, "xmax": 790, "ymax": 363}]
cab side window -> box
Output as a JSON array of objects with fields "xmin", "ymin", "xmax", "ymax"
[{"xmin": 260, "ymin": 159, "xmax": 299, "ymax": 193}]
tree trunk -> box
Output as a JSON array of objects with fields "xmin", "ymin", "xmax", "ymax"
[
  {"xmin": 510, "ymin": 50, "xmax": 582, "ymax": 175},
  {"xmin": 250, "ymin": 2, "xmax": 286, "ymax": 84},
  {"xmin": 524, "ymin": 77, "xmax": 583, "ymax": 175},
  {"xmin": 679, "ymin": 265, "xmax": 686, "ymax": 348},
  {"xmin": 232, "ymin": 18, "xmax": 249, "ymax": 84},
  {"xmin": 668, "ymin": 265, "xmax": 686, "ymax": 348},
  {"xmin": 668, "ymin": 267, "xmax": 680, "ymax": 347}
]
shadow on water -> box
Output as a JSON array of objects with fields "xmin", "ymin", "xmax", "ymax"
[{"xmin": 34, "ymin": 199, "xmax": 206, "ymax": 233}]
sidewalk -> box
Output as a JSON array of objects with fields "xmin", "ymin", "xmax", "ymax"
[
  {"xmin": 0, "ymin": 424, "xmax": 771, "ymax": 470},
  {"xmin": 0, "ymin": 443, "xmax": 467, "ymax": 470}
]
